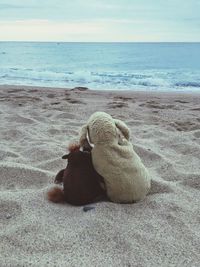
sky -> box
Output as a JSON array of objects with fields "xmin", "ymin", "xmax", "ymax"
[{"xmin": 0, "ymin": 0, "xmax": 199, "ymax": 42}]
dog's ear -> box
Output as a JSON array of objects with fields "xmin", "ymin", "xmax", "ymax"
[
  {"xmin": 114, "ymin": 119, "xmax": 130, "ymax": 140},
  {"xmin": 54, "ymin": 169, "xmax": 65, "ymax": 184},
  {"xmin": 79, "ymin": 124, "xmax": 88, "ymax": 146},
  {"xmin": 62, "ymin": 154, "xmax": 69, "ymax": 159}
]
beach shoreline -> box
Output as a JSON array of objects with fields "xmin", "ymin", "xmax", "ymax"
[
  {"xmin": 0, "ymin": 85, "xmax": 200, "ymax": 266},
  {"xmin": 1, "ymin": 83, "xmax": 200, "ymax": 94}
]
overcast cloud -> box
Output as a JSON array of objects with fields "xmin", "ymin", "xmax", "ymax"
[{"xmin": 0, "ymin": 0, "xmax": 199, "ymax": 41}]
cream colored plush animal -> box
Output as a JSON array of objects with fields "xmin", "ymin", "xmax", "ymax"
[{"xmin": 79, "ymin": 111, "xmax": 151, "ymax": 203}]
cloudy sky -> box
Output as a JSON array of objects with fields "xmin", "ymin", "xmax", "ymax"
[{"xmin": 0, "ymin": 0, "xmax": 199, "ymax": 41}]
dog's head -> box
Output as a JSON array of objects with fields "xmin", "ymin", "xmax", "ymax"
[
  {"xmin": 62, "ymin": 142, "xmax": 91, "ymax": 166},
  {"xmin": 80, "ymin": 112, "xmax": 130, "ymax": 145}
]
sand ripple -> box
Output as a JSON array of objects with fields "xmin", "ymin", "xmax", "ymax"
[
  {"xmin": 0, "ymin": 163, "xmax": 52, "ymax": 190},
  {"xmin": 0, "ymin": 86, "xmax": 200, "ymax": 266}
]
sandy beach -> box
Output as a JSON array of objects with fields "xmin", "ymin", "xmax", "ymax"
[{"xmin": 0, "ymin": 85, "xmax": 200, "ymax": 267}]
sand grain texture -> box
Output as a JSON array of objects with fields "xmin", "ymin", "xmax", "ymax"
[{"xmin": 0, "ymin": 85, "xmax": 200, "ymax": 267}]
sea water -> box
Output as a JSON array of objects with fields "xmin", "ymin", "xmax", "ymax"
[{"xmin": 0, "ymin": 42, "xmax": 200, "ymax": 91}]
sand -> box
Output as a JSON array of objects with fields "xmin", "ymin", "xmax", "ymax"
[{"xmin": 0, "ymin": 85, "xmax": 200, "ymax": 267}]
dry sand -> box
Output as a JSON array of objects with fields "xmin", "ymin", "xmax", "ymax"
[{"xmin": 0, "ymin": 85, "xmax": 200, "ymax": 267}]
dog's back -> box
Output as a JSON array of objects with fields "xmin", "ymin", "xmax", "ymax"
[
  {"xmin": 64, "ymin": 151, "xmax": 105, "ymax": 205},
  {"xmin": 48, "ymin": 150, "xmax": 106, "ymax": 206}
]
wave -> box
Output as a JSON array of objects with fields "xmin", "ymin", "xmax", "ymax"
[
  {"xmin": 0, "ymin": 67, "xmax": 200, "ymax": 91},
  {"xmin": 91, "ymin": 72, "xmax": 152, "ymax": 79},
  {"xmin": 175, "ymin": 81, "xmax": 200, "ymax": 88}
]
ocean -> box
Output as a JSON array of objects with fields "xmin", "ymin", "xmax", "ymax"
[{"xmin": 0, "ymin": 42, "xmax": 200, "ymax": 91}]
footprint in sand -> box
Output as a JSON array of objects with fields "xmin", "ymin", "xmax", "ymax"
[
  {"xmin": 0, "ymin": 200, "xmax": 22, "ymax": 223},
  {"xmin": 54, "ymin": 112, "xmax": 76, "ymax": 120},
  {"xmin": 127, "ymin": 120, "xmax": 143, "ymax": 126},
  {"xmin": 51, "ymin": 102, "xmax": 61, "ymax": 105},
  {"xmin": 169, "ymin": 121, "xmax": 200, "ymax": 131},
  {"xmin": 7, "ymin": 89, "xmax": 25, "ymax": 93},
  {"xmin": 64, "ymin": 97, "xmax": 84, "ymax": 104},
  {"xmin": 71, "ymin": 86, "xmax": 88, "ymax": 91},
  {"xmin": 7, "ymin": 114, "xmax": 35, "ymax": 124},
  {"xmin": 190, "ymin": 107, "xmax": 200, "ymax": 111},
  {"xmin": 139, "ymin": 101, "xmax": 178, "ymax": 110},
  {"xmin": 133, "ymin": 145, "xmax": 162, "ymax": 167},
  {"xmin": 14, "ymin": 95, "xmax": 42, "ymax": 103},
  {"xmin": 180, "ymin": 174, "xmax": 200, "ymax": 190},
  {"xmin": 29, "ymin": 89, "xmax": 39, "ymax": 93},
  {"xmin": 113, "ymin": 96, "xmax": 134, "ymax": 102},
  {"xmin": 47, "ymin": 93, "xmax": 56, "ymax": 98},
  {"xmin": 0, "ymin": 163, "xmax": 51, "ymax": 190},
  {"xmin": 108, "ymin": 101, "xmax": 129, "ymax": 109},
  {"xmin": 174, "ymin": 100, "xmax": 189, "ymax": 104},
  {"xmin": 149, "ymin": 180, "xmax": 174, "ymax": 195}
]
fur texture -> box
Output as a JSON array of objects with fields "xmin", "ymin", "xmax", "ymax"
[
  {"xmin": 47, "ymin": 186, "xmax": 65, "ymax": 203},
  {"xmin": 79, "ymin": 111, "xmax": 151, "ymax": 203},
  {"xmin": 47, "ymin": 144, "xmax": 106, "ymax": 206}
]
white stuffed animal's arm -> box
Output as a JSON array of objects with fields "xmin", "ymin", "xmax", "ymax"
[{"xmin": 114, "ymin": 119, "xmax": 130, "ymax": 140}]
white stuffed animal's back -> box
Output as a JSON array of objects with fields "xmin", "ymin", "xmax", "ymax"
[
  {"xmin": 92, "ymin": 141, "xmax": 151, "ymax": 203},
  {"xmin": 79, "ymin": 111, "xmax": 151, "ymax": 203}
]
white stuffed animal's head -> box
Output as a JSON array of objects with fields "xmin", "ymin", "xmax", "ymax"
[{"xmin": 80, "ymin": 111, "xmax": 130, "ymax": 145}]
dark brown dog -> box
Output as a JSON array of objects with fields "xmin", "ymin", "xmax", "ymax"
[{"xmin": 47, "ymin": 144, "xmax": 106, "ymax": 206}]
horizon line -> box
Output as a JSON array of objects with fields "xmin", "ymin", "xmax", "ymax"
[{"xmin": 0, "ymin": 41, "xmax": 200, "ymax": 43}]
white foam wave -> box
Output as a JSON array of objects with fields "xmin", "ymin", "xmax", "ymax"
[{"xmin": 0, "ymin": 67, "xmax": 200, "ymax": 91}]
